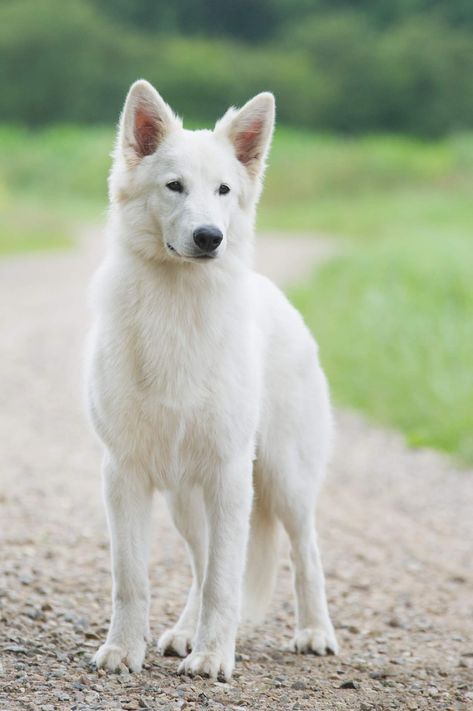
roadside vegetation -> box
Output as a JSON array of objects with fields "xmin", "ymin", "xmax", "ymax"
[
  {"xmin": 291, "ymin": 234, "xmax": 473, "ymax": 466},
  {"xmin": 0, "ymin": 126, "xmax": 109, "ymax": 254},
  {"xmin": 269, "ymin": 130, "xmax": 473, "ymax": 465}
]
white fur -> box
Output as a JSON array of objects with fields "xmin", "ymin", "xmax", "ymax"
[{"xmin": 87, "ymin": 80, "xmax": 337, "ymax": 681}]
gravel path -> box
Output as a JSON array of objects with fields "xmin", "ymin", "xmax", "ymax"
[{"xmin": 1, "ymin": 230, "xmax": 472, "ymax": 711}]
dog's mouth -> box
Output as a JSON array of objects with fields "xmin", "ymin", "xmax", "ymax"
[{"xmin": 166, "ymin": 243, "xmax": 217, "ymax": 261}]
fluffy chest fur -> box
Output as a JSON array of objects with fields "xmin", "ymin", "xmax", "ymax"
[{"xmin": 87, "ymin": 252, "xmax": 262, "ymax": 486}]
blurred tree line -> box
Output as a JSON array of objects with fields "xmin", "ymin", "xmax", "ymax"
[{"xmin": 0, "ymin": 0, "xmax": 472, "ymax": 136}]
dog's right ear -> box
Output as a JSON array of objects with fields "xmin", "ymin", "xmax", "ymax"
[{"xmin": 118, "ymin": 80, "xmax": 179, "ymax": 165}]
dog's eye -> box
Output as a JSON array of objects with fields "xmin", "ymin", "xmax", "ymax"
[
  {"xmin": 166, "ymin": 180, "xmax": 184, "ymax": 193},
  {"xmin": 218, "ymin": 184, "xmax": 230, "ymax": 196}
]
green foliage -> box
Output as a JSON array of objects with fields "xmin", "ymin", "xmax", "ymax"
[
  {"xmin": 0, "ymin": 0, "xmax": 472, "ymax": 135},
  {"xmin": 96, "ymin": 0, "xmax": 473, "ymax": 37},
  {"xmin": 291, "ymin": 233, "xmax": 473, "ymax": 465},
  {"xmin": 0, "ymin": 125, "xmax": 110, "ymax": 254},
  {"xmin": 0, "ymin": 1, "xmax": 319, "ymax": 128},
  {"xmin": 98, "ymin": 0, "xmax": 280, "ymax": 41},
  {"xmin": 377, "ymin": 19, "xmax": 473, "ymax": 136},
  {"xmin": 263, "ymin": 128, "xmax": 473, "ymax": 466},
  {"xmin": 0, "ymin": 0, "xmax": 144, "ymax": 125},
  {"xmin": 0, "ymin": 125, "xmax": 110, "ymax": 203},
  {"xmin": 259, "ymin": 130, "xmax": 473, "ymax": 236},
  {"xmin": 284, "ymin": 13, "xmax": 473, "ymax": 135}
]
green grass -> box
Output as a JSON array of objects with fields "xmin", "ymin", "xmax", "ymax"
[
  {"xmin": 260, "ymin": 129, "xmax": 473, "ymax": 240},
  {"xmin": 263, "ymin": 130, "xmax": 473, "ymax": 465},
  {"xmin": 291, "ymin": 232, "xmax": 473, "ymax": 465},
  {"xmin": 1, "ymin": 124, "xmax": 472, "ymax": 465},
  {"xmin": 266, "ymin": 128, "xmax": 473, "ymax": 466},
  {"xmin": 0, "ymin": 125, "xmax": 110, "ymax": 254}
]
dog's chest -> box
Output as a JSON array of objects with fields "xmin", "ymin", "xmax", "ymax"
[
  {"xmin": 129, "ymin": 281, "xmax": 229, "ymax": 408},
  {"xmin": 91, "ymin": 272, "xmax": 259, "ymax": 483}
]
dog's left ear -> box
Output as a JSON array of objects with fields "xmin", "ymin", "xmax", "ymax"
[
  {"xmin": 119, "ymin": 80, "xmax": 180, "ymax": 165},
  {"xmin": 215, "ymin": 93, "xmax": 275, "ymax": 178}
]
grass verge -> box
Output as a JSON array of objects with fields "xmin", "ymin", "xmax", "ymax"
[
  {"xmin": 291, "ymin": 232, "xmax": 473, "ymax": 465},
  {"xmin": 0, "ymin": 125, "xmax": 109, "ymax": 255}
]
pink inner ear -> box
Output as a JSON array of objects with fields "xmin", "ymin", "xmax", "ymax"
[
  {"xmin": 235, "ymin": 119, "xmax": 264, "ymax": 165},
  {"xmin": 134, "ymin": 106, "xmax": 160, "ymax": 157}
]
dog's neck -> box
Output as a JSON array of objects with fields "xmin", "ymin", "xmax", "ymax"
[{"xmin": 100, "ymin": 235, "xmax": 254, "ymax": 410}]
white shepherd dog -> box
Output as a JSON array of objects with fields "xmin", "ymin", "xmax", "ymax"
[{"xmin": 87, "ymin": 79, "xmax": 338, "ymax": 681}]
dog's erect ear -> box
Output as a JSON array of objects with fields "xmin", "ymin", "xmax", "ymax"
[
  {"xmin": 119, "ymin": 80, "xmax": 179, "ymax": 164},
  {"xmin": 215, "ymin": 93, "xmax": 275, "ymax": 178}
]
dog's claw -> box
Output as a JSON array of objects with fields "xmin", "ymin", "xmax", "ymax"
[
  {"xmin": 93, "ymin": 641, "xmax": 146, "ymax": 673},
  {"xmin": 157, "ymin": 628, "xmax": 193, "ymax": 657},
  {"xmin": 178, "ymin": 650, "xmax": 234, "ymax": 681},
  {"xmin": 290, "ymin": 624, "xmax": 339, "ymax": 656}
]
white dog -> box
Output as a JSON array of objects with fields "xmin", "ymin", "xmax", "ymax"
[{"xmin": 86, "ymin": 79, "xmax": 337, "ymax": 681}]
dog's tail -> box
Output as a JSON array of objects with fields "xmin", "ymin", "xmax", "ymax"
[{"xmin": 242, "ymin": 494, "xmax": 280, "ymax": 623}]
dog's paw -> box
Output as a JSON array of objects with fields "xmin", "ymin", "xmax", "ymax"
[
  {"xmin": 93, "ymin": 640, "xmax": 146, "ymax": 673},
  {"xmin": 178, "ymin": 649, "xmax": 234, "ymax": 681},
  {"xmin": 290, "ymin": 623, "xmax": 338, "ymax": 656},
  {"xmin": 157, "ymin": 627, "xmax": 193, "ymax": 657}
]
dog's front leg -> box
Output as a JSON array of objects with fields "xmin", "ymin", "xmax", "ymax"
[
  {"xmin": 94, "ymin": 457, "xmax": 153, "ymax": 672},
  {"xmin": 179, "ymin": 456, "xmax": 253, "ymax": 681}
]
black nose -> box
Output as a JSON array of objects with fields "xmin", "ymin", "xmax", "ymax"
[{"xmin": 193, "ymin": 225, "xmax": 223, "ymax": 254}]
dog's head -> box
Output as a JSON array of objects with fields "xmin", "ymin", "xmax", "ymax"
[{"xmin": 109, "ymin": 80, "xmax": 275, "ymax": 264}]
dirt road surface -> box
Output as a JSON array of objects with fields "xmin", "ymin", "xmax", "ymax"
[{"xmin": 1, "ymin": 231, "xmax": 472, "ymax": 711}]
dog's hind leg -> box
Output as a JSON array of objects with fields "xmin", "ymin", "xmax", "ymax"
[
  {"xmin": 272, "ymin": 461, "xmax": 338, "ymax": 656},
  {"xmin": 157, "ymin": 487, "xmax": 207, "ymax": 657}
]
